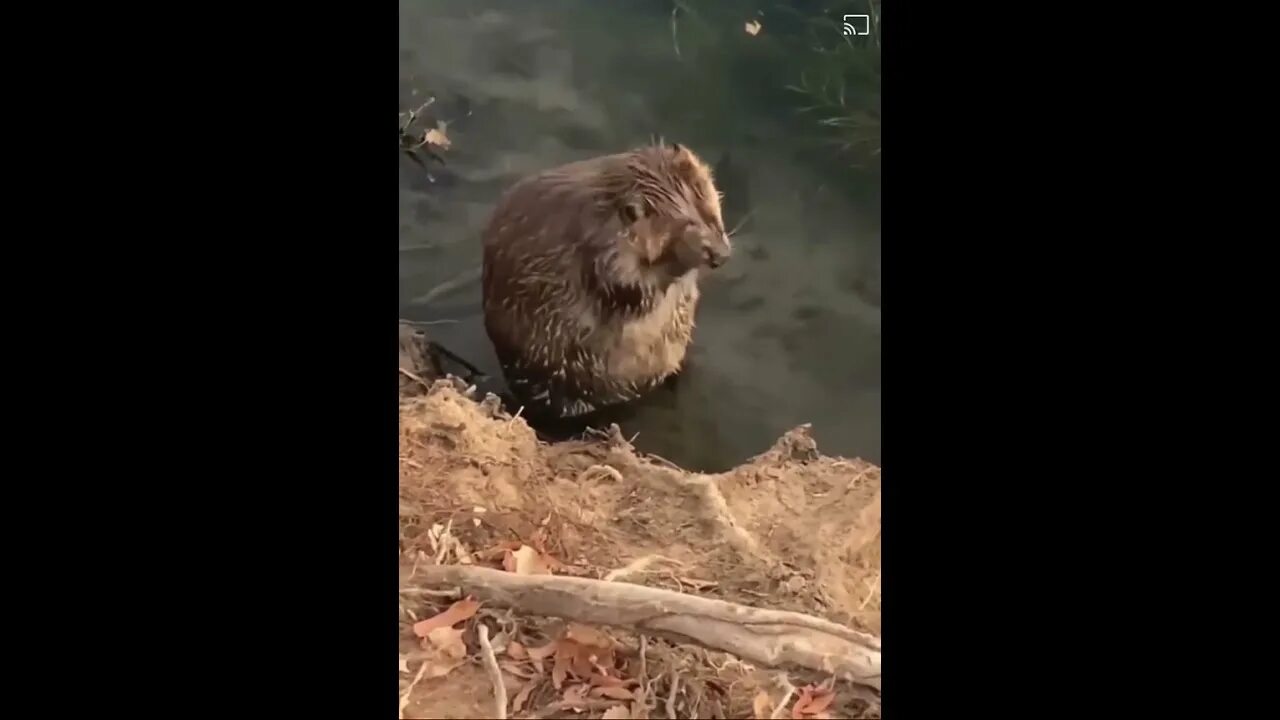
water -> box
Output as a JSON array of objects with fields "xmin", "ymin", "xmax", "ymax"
[{"xmin": 399, "ymin": 0, "xmax": 880, "ymax": 471}]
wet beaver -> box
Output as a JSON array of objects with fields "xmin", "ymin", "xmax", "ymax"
[{"xmin": 481, "ymin": 142, "xmax": 732, "ymax": 418}]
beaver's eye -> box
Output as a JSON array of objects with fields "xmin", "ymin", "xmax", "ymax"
[{"xmin": 620, "ymin": 202, "xmax": 644, "ymax": 224}]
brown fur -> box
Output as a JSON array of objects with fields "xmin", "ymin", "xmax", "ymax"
[{"xmin": 481, "ymin": 143, "xmax": 732, "ymax": 417}]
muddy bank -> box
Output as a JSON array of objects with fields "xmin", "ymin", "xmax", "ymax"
[{"xmin": 398, "ymin": 351, "xmax": 881, "ymax": 719}]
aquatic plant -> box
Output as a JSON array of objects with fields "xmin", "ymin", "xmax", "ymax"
[
  {"xmin": 399, "ymin": 97, "xmax": 450, "ymax": 175},
  {"xmin": 781, "ymin": 1, "xmax": 881, "ymax": 168},
  {"xmin": 668, "ymin": 0, "xmax": 881, "ymax": 171}
]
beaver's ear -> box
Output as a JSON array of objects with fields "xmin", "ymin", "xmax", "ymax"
[{"xmin": 671, "ymin": 143, "xmax": 703, "ymax": 177}]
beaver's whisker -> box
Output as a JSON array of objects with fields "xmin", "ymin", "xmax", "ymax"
[{"xmin": 727, "ymin": 209, "xmax": 756, "ymax": 238}]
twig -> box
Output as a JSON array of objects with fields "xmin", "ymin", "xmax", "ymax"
[
  {"xmin": 398, "ymin": 587, "xmax": 463, "ymax": 598},
  {"xmin": 399, "ymin": 367, "xmax": 434, "ymax": 390},
  {"xmin": 603, "ymin": 554, "xmax": 683, "ymax": 582},
  {"xmin": 427, "ymin": 341, "xmax": 487, "ymax": 381},
  {"xmin": 535, "ymin": 699, "xmax": 621, "ymax": 718},
  {"xmin": 666, "ymin": 671, "xmax": 680, "ymax": 719},
  {"xmin": 639, "ymin": 635, "xmax": 649, "ymax": 683},
  {"xmin": 398, "ymin": 659, "xmax": 430, "ymax": 719},
  {"xmin": 632, "ymin": 634, "xmax": 652, "ymax": 717},
  {"xmin": 577, "ymin": 464, "xmax": 624, "ymax": 484},
  {"xmin": 412, "ymin": 566, "xmax": 881, "ymax": 688},
  {"xmin": 858, "ymin": 571, "xmax": 881, "ymax": 610},
  {"xmin": 478, "ymin": 623, "xmax": 508, "ymax": 719},
  {"xmin": 409, "ymin": 266, "xmax": 482, "ymax": 306},
  {"xmin": 433, "ymin": 519, "xmax": 454, "ymax": 565},
  {"xmin": 769, "ymin": 676, "xmax": 796, "ymax": 719},
  {"xmin": 641, "ymin": 453, "xmax": 683, "ymax": 471},
  {"xmin": 409, "ymin": 550, "xmax": 424, "ymax": 581},
  {"xmin": 670, "ymin": 6, "xmax": 682, "ymax": 60},
  {"xmin": 400, "ymin": 97, "xmax": 437, "ymax": 128}
]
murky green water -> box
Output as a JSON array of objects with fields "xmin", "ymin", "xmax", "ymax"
[{"xmin": 399, "ymin": 0, "xmax": 880, "ymax": 471}]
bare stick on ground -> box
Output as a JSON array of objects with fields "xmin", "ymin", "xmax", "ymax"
[
  {"xmin": 770, "ymin": 675, "xmax": 797, "ymax": 719},
  {"xmin": 477, "ymin": 623, "xmax": 508, "ymax": 719},
  {"xmin": 399, "ymin": 659, "xmax": 430, "ymax": 720},
  {"xmin": 666, "ymin": 670, "xmax": 680, "ymax": 719},
  {"xmin": 410, "ymin": 565, "xmax": 881, "ymax": 689}
]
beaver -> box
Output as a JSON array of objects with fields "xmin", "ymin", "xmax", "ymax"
[{"xmin": 481, "ymin": 142, "xmax": 732, "ymax": 418}]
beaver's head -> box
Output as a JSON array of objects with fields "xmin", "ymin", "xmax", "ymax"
[{"xmin": 609, "ymin": 143, "xmax": 732, "ymax": 283}]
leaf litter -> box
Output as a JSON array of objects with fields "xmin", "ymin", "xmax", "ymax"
[{"xmin": 411, "ymin": 596, "xmax": 479, "ymax": 638}]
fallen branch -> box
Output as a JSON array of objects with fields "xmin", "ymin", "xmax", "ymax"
[{"xmin": 410, "ymin": 565, "xmax": 881, "ymax": 690}]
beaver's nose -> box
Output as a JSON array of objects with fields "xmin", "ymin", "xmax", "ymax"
[
  {"xmin": 703, "ymin": 234, "xmax": 732, "ymax": 268},
  {"xmin": 703, "ymin": 244, "xmax": 730, "ymax": 268}
]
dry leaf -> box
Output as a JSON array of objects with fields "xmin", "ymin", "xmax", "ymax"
[
  {"xmin": 540, "ymin": 550, "xmax": 566, "ymax": 571},
  {"xmin": 527, "ymin": 641, "xmax": 559, "ymax": 660},
  {"xmin": 591, "ymin": 686, "xmax": 636, "ymax": 700},
  {"xmin": 427, "ymin": 627, "xmax": 467, "ymax": 658},
  {"xmin": 411, "ymin": 596, "xmax": 479, "ymax": 637},
  {"xmin": 745, "ymin": 19, "xmax": 762, "ymax": 36},
  {"xmin": 491, "ymin": 630, "xmax": 509, "ymax": 651},
  {"xmin": 511, "ymin": 683, "xmax": 535, "ymax": 714},
  {"xmin": 589, "ymin": 672, "xmax": 635, "ymax": 688},
  {"xmin": 399, "ymin": 655, "xmax": 410, "ymax": 674},
  {"xmin": 792, "ymin": 684, "xmax": 837, "ymax": 719},
  {"xmin": 423, "ymin": 657, "xmax": 465, "ymax": 679},
  {"xmin": 802, "ymin": 688, "xmax": 836, "ymax": 715},
  {"xmin": 563, "ymin": 683, "xmax": 589, "ymax": 709},
  {"xmin": 566, "ymin": 623, "xmax": 613, "ymax": 649},
  {"xmin": 552, "ymin": 645, "xmax": 570, "ymax": 689},
  {"xmin": 425, "ymin": 126, "xmax": 451, "ymax": 149},
  {"xmin": 554, "ymin": 632, "xmax": 617, "ymax": 682},
  {"xmin": 602, "ymin": 705, "xmax": 632, "ymax": 720},
  {"xmin": 753, "ymin": 690, "xmax": 774, "ymax": 719},
  {"xmin": 500, "ymin": 660, "xmax": 540, "ymax": 680},
  {"xmin": 508, "ymin": 641, "xmax": 528, "ymax": 660},
  {"xmin": 508, "ymin": 545, "xmax": 552, "ymax": 575},
  {"xmin": 481, "ymin": 540, "xmax": 523, "ymax": 562},
  {"xmin": 571, "ymin": 645, "xmax": 596, "ymax": 677},
  {"xmin": 420, "ymin": 626, "xmax": 468, "ymax": 678},
  {"xmin": 527, "ymin": 639, "xmax": 558, "ymax": 675}
]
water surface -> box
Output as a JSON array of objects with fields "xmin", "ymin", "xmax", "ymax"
[{"xmin": 399, "ymin": 0, "xmax": 880, "ymax": 471}]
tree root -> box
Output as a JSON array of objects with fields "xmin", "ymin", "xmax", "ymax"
[{"xmin": 410, "ymin": 565, "xmax": 881, "ymax": 690}]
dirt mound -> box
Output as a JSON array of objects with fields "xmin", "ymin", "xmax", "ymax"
[{"xmin": 399, "ymin": 379, "xmax": 881, "ymax": 719}]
